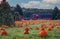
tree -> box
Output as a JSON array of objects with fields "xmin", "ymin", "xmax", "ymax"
[
  {"xmin": 55, "ymin": 8, "xmax": 60, "ymax": 20},
  {"xmin": 53, "ymin": 6, "xmax": 59, "ymax": 20},
  {"xmin": 14, "ymin": 4, "xmax": 23, "ymax": 21},
  {"xmin": 15, "ymin": 4, "xmax": 23, "ymax": 16},
  {"xmin": 14, "ymin": 12, "xmax": 20, "ymax": 21},
  {"xmin": 0, "ymin": 0, "xmax": 15, "ymax": 26}
]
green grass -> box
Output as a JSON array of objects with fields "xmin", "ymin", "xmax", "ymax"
[{"xmin": 0, "ymin": 23, "xmax": 60, "ymax": 39}]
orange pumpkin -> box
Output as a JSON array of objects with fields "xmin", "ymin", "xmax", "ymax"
[
  {"xmin": 2, "ymin": 25, "xmax": 8, "ymax": 28},
  {"xmin": 50, "ymin": 23, "xmax": 55, "ymax": 27},
  {"xmin": 36, "ymin": 26, "xmax": 39, "ymax": 30},
  {"xmin": 24, "ymin": 27, "xmax": 29, "ymax": 34},
  {"xmin": 56, "ymin": 27, "xmax": 60, "ymax": 30},
  {"xmin": 0, "ymin": 28, "xmax": 5, "ymax": 30},
  {"xmin": 11, "ymin": 24, "xmax": 14, "ymax": 28},
  {"xmin": 29, "ymin": 27, "xmax": 32, "ymax": 30},
  {"xmin": 24, "ymin": 30, "xmax": 29, "ymax": 34},
  {"xmin": 40, "ymin": 28, "xmax": 48, "ymax": 37},
  {"xmin": 48, "ymin": 27, "xmax": 52, "ymax": 31},
  {"xmin": 1, "ymin": 29, "xmax": 8, "ymax": 36},
  {"xmin": 42, "ymin": 24, "xmax": 46, "ymax": 28}
]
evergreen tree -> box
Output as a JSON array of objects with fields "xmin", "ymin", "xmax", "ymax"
[
  {"xmin": 14, "ymin": 4, "xmax": 23, "ymax": 21},
  {"xmin": 14, "ymin": 12, "xmax": 20, "ymax": 21},
  {"xmin": 0, "ymin": 0, "xmax": 15, "ymax": 26},
  {"xmin": 15, "ymin": 4, "xmax": 23, "ymax": 16},
  {"xmin": 53, "ymin": 6, "xmax": 59, "ymax": 20}
]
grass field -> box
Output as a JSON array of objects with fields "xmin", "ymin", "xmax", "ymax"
[{"xmin": 0, "ymin": 20, "xmax": 60, "ymax": 39}]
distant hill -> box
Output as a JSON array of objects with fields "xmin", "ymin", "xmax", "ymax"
[{"xmin": 22, "ymin": 8, "xmax": 53, "ymax": 13}]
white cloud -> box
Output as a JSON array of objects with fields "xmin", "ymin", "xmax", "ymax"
[
  {"xmin": 21, "ymin": 1, "xmax": 52, "ymax": 9},
  {"xmin": 21, "ymin": 0, "xmax": 60, "ymax": 9},
  {"xmin": 43, "ymin": 0, "xmax": 60, "ymax": 4},
  {"xmin": 21, "ymin": 1, "xmax": 41, "ymax": 8}
]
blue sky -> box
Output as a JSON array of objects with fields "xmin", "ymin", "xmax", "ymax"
[
  {"xmin": 4, "ymin": 0, "xmax": 60, "ymax": 9},
  {"xmin": 8, "ymin": 0, "xmax": 42, "ymax": 6}
]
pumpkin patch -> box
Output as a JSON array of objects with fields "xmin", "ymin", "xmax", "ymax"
[{"xmin": 0, "ymin": 20, "xmax": 59, "ymax": 39}]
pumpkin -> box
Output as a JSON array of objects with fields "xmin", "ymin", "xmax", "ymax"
[
  {"xmin": 42, "ymin": 24, "xmax": 46, "ymax": 28},
  {"xmin": 36, "ymin": 26, "xmax": 39, "ymax": 30},
  {"xmin": 48, "ymin": 27, "xmax": 52, "ymax": 31},
  {"xmin": 56, "ymin": 27, "xmax": 60, "ymax": 30},
  {"xmin": 50, "ymin": 23, "xmax": 55, "ymax": 27},
  {"xmin": 0, "ymin": 28, "xmax": 5, "ymax": 30},
  {"xmin": 40, "ymin": 28, "xmax": 48, "ymax": 37},
  {"xmin": 29, "ymin": 27, "xmax": 32, "ymax": 30},
  {"xmin": 2, "ymin": 25, "xmax": 8, "ymax": 28},
  {"xmin": 11, "ymin": 24, "xmax": 14, "ymax": 28},
  {"xmin": 24, "ymin": 27, "xmax": 29, "ymax": 34},
  {"xmin": 24, "ymin": 31, "xmax": 29, "ymax": 34},
  {"xmin": 1, "ymin": 29, "xmax": 8, "ymax": 36}
]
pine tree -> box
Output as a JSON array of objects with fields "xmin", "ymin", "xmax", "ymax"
[
  {"xmin": 15, "ymin": 4, "xmax": 23, "ymax": 16},
  {"xmin": 0, "ymin": 0, "xmax": 15, "ymax": 26},
  {"xmin": 14, "ymin": 4, "xmax": 23, "ymax": 21},
  {"xmin": 14, "ymin": 12, "xmax": 20, "ymax": 21},
  {"xmin": 53, "ymin": 6, "xmax": 59, "ymax": 20}
]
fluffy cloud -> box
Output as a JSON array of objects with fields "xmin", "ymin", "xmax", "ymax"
[
  {"xmin": 21, "ymin": 0, "xmax": 60, "ymax": 9},
  {"xmin": 43, "ymin": 0, "xmax": 60, "ymax": 4},
  {"xmin": 21, "ymin": 1, "xmax": 41, "ymax": 8}
]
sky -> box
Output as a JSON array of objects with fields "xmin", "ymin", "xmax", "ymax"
[{"xmin": 0, "ymin": 0, "xmax": 60, "ymax": 9}]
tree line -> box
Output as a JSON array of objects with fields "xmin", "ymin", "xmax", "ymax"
[{"xmin": 0, "ymin": 3, "xmax": 60, "ymax": 26}]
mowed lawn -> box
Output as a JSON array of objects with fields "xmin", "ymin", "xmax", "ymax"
[{"xmin": 0, "ymin": 20, "xmax": 60, "ymax": 39}]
